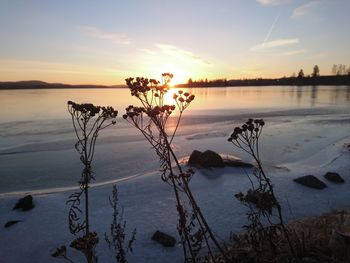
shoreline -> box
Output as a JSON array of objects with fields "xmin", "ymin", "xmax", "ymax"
[
  {"xmin": 1, "ymin": 78, "xmax": 349, "ymax": 90},
  {"xmin": 1, "ymin": 84, "xmax": 349, "ymax": 91},
  {"xmin": 0, "ymin": 172, "xmax": 146, "ymax": 199}
]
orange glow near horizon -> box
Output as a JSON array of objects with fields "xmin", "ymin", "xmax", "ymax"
[{"xmin": 157, "ymin": 64, "xmax": 189, "ymax": 86}]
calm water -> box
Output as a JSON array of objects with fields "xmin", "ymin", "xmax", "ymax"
[
  {"xmin": 0, "ymin": 86, "xmax": 350, "ymax": 194},
  {"xmin": 1, "ymin": 86, "xmax": 350, "ymax": 123}
]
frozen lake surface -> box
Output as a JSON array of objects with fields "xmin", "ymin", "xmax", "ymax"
[
  {"xmin": 0, "ymin": 86, "xmax": 350, "ymax": 262},
  {"xmin": 0, "ymin": 86, "xmax": 349, "ymax": 194}
]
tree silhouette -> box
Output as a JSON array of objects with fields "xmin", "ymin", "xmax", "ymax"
[
  {"xmin": 297, "ymin": 69, "xmax": 304, "ymax": 78},
  {"xmin": 332, "ymin": 64, "xmax": 348, "ymax": 75},
  {"xmin": 332, "ymin": 64, "xmax": 338, "ymax": 75},
  {"xmin": 312, "ymin": 65, "xmax": 320, "ymax": 77},
  {"xmin": 338, "ymin": 64, "xmax": 347, "ymax": 75}
]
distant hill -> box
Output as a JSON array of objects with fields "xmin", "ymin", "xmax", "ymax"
[{"xmin": 0, "ymin": 80, "xmax": 127, "ymax": 89}]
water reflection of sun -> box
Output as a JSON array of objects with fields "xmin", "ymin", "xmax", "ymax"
[
  {"xmin": 163, "ymin": 88, "xmax": 177, "ymax": 106},
  {"xmin": 163, "ymin": 87, "xmax": 191, "ymax": 120},
  {"xmin": 163, "ymin": 87, "xmax": 188, "ymax": 106}
]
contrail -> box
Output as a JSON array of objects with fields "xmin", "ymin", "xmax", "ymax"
[{"xmin": 264, "ymin": 13, "xmax": 280, "ymax": 43}]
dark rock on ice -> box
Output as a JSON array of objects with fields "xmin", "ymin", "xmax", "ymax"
[
  {"xmin": 152, "ymin": 230, "xmax": 176, "ymax": 247},
  {"xmin": 189, "ymin": 150, "xmax": 224, "ymax": 168},
  {"xmin": 4, "ymin": 220, "xmax": 22, "ymax": 228},
  {"xmin": 188, "ymin": 150, "xmax": 203, "ymax": 166},
  {"xmin": 13, "ymin": 195, "xmax": 35, "ymax": 211},
  {"xmin": 294, "ymin": 175, "xmax": 327, "ymax": 189},
  {"xmin": 188, "ymin": 150, "xmax": 253, "ymax": 169},
  {"xmin": 324, "ymin": 172, "xmax": 344, "ymax": 183},
  {"xmin": 222, "ymin": 155, "xmax": 254, "ymax": 168}
]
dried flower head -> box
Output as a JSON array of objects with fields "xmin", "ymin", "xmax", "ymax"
[
  {"xmin": 67, "ymin": 101, "xmax": 118, "ymax": 121},
  {"xmin": 123, "ymin": 74, "xmax": 195, "ymax": 132},
  {"xmin": 70, "ymin": 232, "xmax": 99, "ymax": 252},
  {"xmin": 228, "ymin": 118, "xmax": 264, "ymax": 143}
]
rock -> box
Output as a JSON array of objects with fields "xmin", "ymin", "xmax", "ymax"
[
  {"xmin": 199, "ymin": 150, "xmax": 224, "ymax": 168},
  {"xmin": 324, "ymin": 172, "xmax": 345, "ymax": 183},
  {"xmin": 293, "ymin": 175, "xmax": 327, "ymax": 189},
  {"xmin": 188, "ymin": 150, "xmax": 203, "ymax": 166},
  {"xmin": 13, "ymin": 195, "xmax": 35, "ymax": 211},
  {"xmin": 221, "ymin": 154, "xmax": 254, "ymax": 168},
  {"xmin": 4, "ymin": 220, "xmax": 22, "ymax": 228},
  {"xmin": 243, "ymin": 189, "xmax": 274, "ymax": 212},
  {"xmin": 188, "ymin": 150, "xmax": 253, "ymax": 169},
  {"xmin": 188, "ymin": 150, "xmax": 224, "ymax": 168},
  {"xmin": 152, "ymin": 230, "xmax": 176, "ymax": 247}
]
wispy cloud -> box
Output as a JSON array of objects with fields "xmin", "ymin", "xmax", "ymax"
[
  {"xmin": 257, "ymin": 0, "xmax": 291, "ymax": 6},
  {"xmin": 149, "ymin": 44, "xmax": 211, "ymax": 65},
  {"xmin": 252, "ymin": 38, "xmax": 299, "ymax": 51},
  {"xmin": 79, "ymin": 26, "xmax": 130, "ymax": 45},
  {"xmin": 280, "ymin": 49, "xmax": 306, "ymax": 56},
  {"xmin": 292, "ymin": 1, "xmax": 320, "ymax": 18}
]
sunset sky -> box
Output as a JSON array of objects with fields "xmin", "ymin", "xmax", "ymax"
[{"xmin": 0, "ymin": 0, "xmax": 349, "ymax": 85}]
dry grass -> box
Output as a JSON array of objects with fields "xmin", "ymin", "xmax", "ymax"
[{"xmin": 220, "ymin": 210, "xmax": 350, "ymax": 263}]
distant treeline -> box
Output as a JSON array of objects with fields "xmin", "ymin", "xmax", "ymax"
[
  {"xmin": 0, "ymin": 80, "xmax": 126, "ymax": 90},
  {"xmin": 176, "ymin": 75, "xmax": 350, "ymax": 88},
  {"xmin": 2, "ymin": 72, "xmax": 350, "ymax": 90}
]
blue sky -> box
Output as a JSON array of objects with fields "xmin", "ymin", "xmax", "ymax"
[{"xmin": 0, "ymin": 0, "xmax": 349, "ymax": 84}]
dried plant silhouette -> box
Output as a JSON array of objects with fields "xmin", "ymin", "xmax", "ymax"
[
  {"xmin": 105, "ymin": 184, "xmax": 136, "ymax": 263},
  {"xmin": 228, "ymin": 119, "xmax": 296, "ymax": 261},
  {"xmin": 52, "ymin": 101, "xmax": 117, "ymax": 263},
  {"xmin": 123, "ymin": 73, "xmax": 229, "ymax": 262}
]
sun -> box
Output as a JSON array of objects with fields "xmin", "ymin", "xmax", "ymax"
[{"xmin": 158, "ymin": 64, "xmax": 188, "ymax": 86}]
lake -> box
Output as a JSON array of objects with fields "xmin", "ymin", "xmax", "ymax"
[{"xmin": 1, "ymin": 85, "xmax": 350, "ymax": 194}]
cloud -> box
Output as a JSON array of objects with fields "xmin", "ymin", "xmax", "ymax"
[
  {"xmin": 80, "ymin": 26, "xmax": 130, "ymax": 45},
  {"xmin": 257, "ymin": 0, "xmax": 291, "ymax": 6},
  {"xmin": 252, "ymin": 38, "xmax": 299, "ymax": 51},
  {"xmin": 150, "ymin": 44, "xmax": 211, "ymax": 65},
  {"xmin": 292, "ymin": 1, "xmax": 320, "ymax": 18},
  {"xmin": 280, "ymin": 49, "xmax": 306, "ymax": 56}
]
